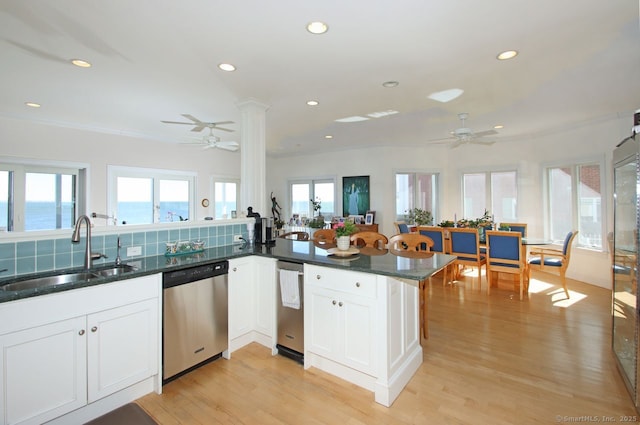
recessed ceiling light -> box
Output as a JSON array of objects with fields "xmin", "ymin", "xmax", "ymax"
[
  {"xmin": 306, "ymin": 21, "xmax": 329, "ymax": 34},
  {"xmin": 71, "ymin": 59, "xmax": 91, "ymax": 68},
  {"xmin": 382, "ymin": 81, "xmax": 399, "ymax": 88},
  {"xmin": 496, "ymin": 50, "xmax": 518, "ymax": 60},
  {"xmin": 494, "ymin": 124, "xmax": 504, "ymax": 129},
  {"xmin": 325, "ymin": 135, "xmax": 333, "ymax": 139},
  {"xmin": 218, "ymin": 63, "xmax": 236, "ymax": 72},
  {"xmin": 428, "ymin": 88, "xmax": 464, "ymax": 103},
  {"xmin": 25, "ymin": 102, "xmax": 41, "ymax": 108},
  {"xmin": 306, "ymin": 100, "xmax": 319, "ymax": 106},
  {"xmin": 335, "ymin": 116, "xmax": 370, "ymax": 123}
]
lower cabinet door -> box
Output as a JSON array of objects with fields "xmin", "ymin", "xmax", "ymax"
[
  {"xmin": 87, "ymin": 299, "xmax": 158, "ymax": 402},
  {"xmin": 0, "ymin": 316, "xmax": 87, "ymax": 425},
  {"xmin": 341, "ymin": 293, "xmax": 376, "ymax": 375}
]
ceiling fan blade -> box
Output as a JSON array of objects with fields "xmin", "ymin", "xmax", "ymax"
[
  {"xmin": 161, "ymin": 120, "xmax": 196, "ymax": 125},
  {"xmin": 181, "ymin": 114, "xmax": 203, "ymax": 123},
  {"xmin": 473, "ymin": 129, "xmax": 498, "ymax": 138},
  {"xmin": 217, "ymin": 144, "xmax": 239, "ymax": 151},
  {"xmin": 190, "ymin": 125, "xmax": 206, "ymax": 132},
  {"xmin": 450, "ymin": 139, "xmax": 464, "ymax": 149},
  {"xmin": 470, "ymin": 139, "xmax": 496, "ymax": 146}
]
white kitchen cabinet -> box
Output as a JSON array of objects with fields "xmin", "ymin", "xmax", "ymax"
[
  {"xmin": 307, "ymin": 285, "xmax": 376, "ymax": 375},
  {"xmin": 228, "ymin": 257, "xmax": 276, "ymax": 353},
  {"xmin": 87, "ymin": 298, "xmax": 158, "ymax": 402},
  {"xmin": 0, "ymin": 274, "xmax": 161, "ymax": 425},
  {"xmin": 0, "ymin": 317, "xmax": 87, "ymax": 425},
  {"xmin": 304, "ymin": 264, "xmax": 422, "ymax": 407}
]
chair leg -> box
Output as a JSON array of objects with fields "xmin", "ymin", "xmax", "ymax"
[
  {"xmin": 560, "ymin": 271, "xmax": 570, "ymax": 299},
  {"xmin": 519, "ymin": 273, "xmax": 523, "ymax": 301},
  {"xmin": 487, "ymin": 268, "xmax": 491, "ymax": 295}
]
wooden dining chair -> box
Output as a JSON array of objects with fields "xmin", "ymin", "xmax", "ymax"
[
  {"xmin": 416, "ymin": 226, "xmax": 450, "ymax": 285},
  {"xmin": 486, "ymin": 230, "xmax": 526, "ymax": 300},
  {"xmin": 499, "ymin": 222, "xmax": 527, "ymax": 238},
  {"xmin": 394, "ymin": 221, "xmax": 411, "ymax": 234},
  {"xmin": 350, "ymin": 231, "xmax": 388, "ymax": 249},
  {"xmin": 388, "ymin": 233, "xmax": 434, "ymax": 341},
  {"xmin": 527, "ymin": 230, "xmax": 578, "ymax": 299},
  {"xmin": 448, "ymin": 227, "xmax": 486, "ymax": 289},
  {"xmin": 312, "ymin": 228, "xmax": 336, "ymax": 244},
  {"xmin": 279, "ymin": 231, "xmax": 310, "ymax": 241}
]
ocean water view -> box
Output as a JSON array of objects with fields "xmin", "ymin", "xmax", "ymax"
[{"xmin": 0, "ymin": 201, "xmax": 189, "ymax": 230}]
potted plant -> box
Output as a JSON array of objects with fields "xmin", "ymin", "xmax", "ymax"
[
  {"xmin": 333, "ymin": 220, "xmax": 358, "ymax": 250},
  {"xmin": 406, "ymin": 208, "xmax": 433, "ymax": 226}
]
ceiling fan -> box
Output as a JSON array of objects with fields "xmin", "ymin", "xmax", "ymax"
[
  {"xmin": 161, "ymin": 114, "xmax": 235, "ymax": 133},
  {"xmin": 180, "ymin": 127, "xmax": 239, "ymax": 151},
  {"xmin": 431, "ymin": 113, "xmax": 497, "ymax": 148}
]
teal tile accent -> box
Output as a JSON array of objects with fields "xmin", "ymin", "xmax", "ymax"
[
  {"xmin": 0, "ymin": 259, "xmax": 14, "ymax": 275},
  {"xmin": 17, "ymin": 257, "xmax": 35, "ymax": 274},
  {"xmin": 55, "ymin": 252, "xmax": 72, "ymax": 269},
  {"xmin": 104, "ymin": 234, "xmax": 119, "ymax": 252},
  {"xmin": 169, "ymin": 229, "xmax": 179, "ymax": 243},
  {"xmin": 157, "ymin": 230, "xmax": 168, "ymax": 243},
  {"xmin": 118, "ymin": 233, "xmax": 133, "ymax": 247},
  {"xmin": 199, "ymin": 227, "xmax": 209, "ymax": 238},
  {"xmin": 36, "ymin": 239, "xmax": 54, "ymax": 256},
  {"xmin": 209, "ymin": 227, "xmax": 217, "ymax": 237},
  {"xmin": 132, "ymin": 232, "xmax": 145, "ymax": 246},
  {"xmin": 55, "ymin": 238, "xmax": 72, "ymax": 253},
  {"xmin": 17, "ymin": 241, "xmax": 35, "ymax": 258},
  {"xmin": 37, "ymin": 254, "xmax": 54, "ymax": 272},
  {"xmin": 0, "ymin": 243, "xmax": 15, "ymax": 260},
  {"xmin": 146, "ymin": 243, "xmax": 157, "ymax": 256},
  {"xmin": 146, "ymin": 231, "xmax": 157, "ymax": 244},
  {"xmin": 179, "ymin": 228, "xmax": 190, "ymax": 241},
  {"xmin": 91, "ymin": 235, "xmax": 105, "ymax": 253}
]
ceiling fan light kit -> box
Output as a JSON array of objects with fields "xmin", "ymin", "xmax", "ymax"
[
  {"xmin": 430, "ymin": 112, "xmax": 498, "ymax": 148},
  {"xmin": 162, "ymin": 114, "xmax": 238, "ymax": 151}
]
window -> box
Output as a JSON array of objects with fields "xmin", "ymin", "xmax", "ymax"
[
  {"xmin": 0, "ymin": 162, "xmax": 85, "ymax": 232},
  {"xmin": 108, "ymin": 166, "xmax": 195, "ymax": 225},
  {"xmin": 289, "ymin": 179, "xmax": 335, "ymax": 220},
  {"xmin": 462, "ymin": 170, "xmax": 517, "ymax": 223},
  {"xmin": 213, "ymin": 178, "xmax": 239, "ymax": 219},
  {"xmin": 395, "ymin": 172, "xmax": 439, "ymax": 222},
  {"xmin": 546, "ymin": 162, "xmax": 602, "ymax": 249}
]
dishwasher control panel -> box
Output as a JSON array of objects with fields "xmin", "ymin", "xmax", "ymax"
[{"xmin": 163, "ymin": 261, "xmax": 229, "ymax": 288}]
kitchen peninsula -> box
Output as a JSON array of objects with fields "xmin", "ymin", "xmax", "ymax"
[{"xmin": 0, "ymin": 237, "xmax": 454, "ymax": 423}]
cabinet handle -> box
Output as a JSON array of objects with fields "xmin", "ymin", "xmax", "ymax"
[
  {"xmin": 316, "ymin": 274, "xmax": 321, "ymax": 280},
  {"xmin": 356, "ymin": 282, "xmax": 360, "ymax": 287},
  {"xmin": 339, "ymin": 302, "xmax": 343, "ymax": 307},
  {"xmin": 332, "ymin": 300, "xmax": 337, "ymax": 305},
  {"xmin": 78, "ymin": 329, "xmax": 85, "ymax": 336},
  {"xmin": 233, "ymin": 267, "xmax": 237, "ymax": 272},
  {"xmin": 91, "ymin": 326, "xmax": 98, "ymax": 332}
]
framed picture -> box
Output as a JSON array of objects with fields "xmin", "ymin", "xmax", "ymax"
[
  {"xmin": 231, "ymin": 210, "xmax": 237, "ymax": 219},
  {"xmin": 343, "ymin": 175, "xmax": 370, "ymax": 216},
  {"xmin": 366, "ymin": 210, "xmax": 376, "ymax": 223},
  {"xmin": 365, "ymin": 213, "xmax": 374, "ymax": 225}
]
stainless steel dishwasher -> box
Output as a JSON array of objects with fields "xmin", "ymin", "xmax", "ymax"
[
  {"xmin": 163, "ymin": 261, "xmax": 228, "ymax": 383},
  {"xmin": 276, "ymin": 260, "xmax": 304, "ymax": 364}
]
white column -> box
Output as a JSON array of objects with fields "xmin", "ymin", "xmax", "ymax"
[{"xmin": 237, "ymin": 98, "xmax": 269, "ymax": 217}]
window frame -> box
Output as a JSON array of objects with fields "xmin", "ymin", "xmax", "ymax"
[
  {"xmin": 0, "ymin": 158, "xmax": 88, "ymax": 232},
  {"xmin": 460, "ymin": 167, "xmax": 518, "ymax": 223},
  {"xmin": 394, "ymin": 170, "xmax": 441, "ymax": 223},
  {"xmin": 107, "ymin": 165, "xmax": 196, "ymax": 225},
  {"xmin": 542, "ymin": 157, "xmax": 606, "ymax": 250},
  {"xmin": 288, "ymin": 177, "xmax": 337, "ymax": 221},
  {"xmin": 210, "ymin": 175, "xmax": 240, "ymax": 219}
]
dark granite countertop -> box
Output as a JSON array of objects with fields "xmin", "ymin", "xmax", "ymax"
[{"xmin": 0, "ymin": 239, "xmax": 455, "ymax": 304}]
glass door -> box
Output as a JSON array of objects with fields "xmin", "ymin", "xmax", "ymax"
[{"xmin": 613, "ymin": 150, "xmax": 639, "ymax": 404}]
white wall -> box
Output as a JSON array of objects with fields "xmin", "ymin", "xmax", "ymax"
[
  {"xmin": 267, "ymin": 115, "xmax": 633, "ymax": 289},
  {"xmin": 0, "ymin": 116, "xmax": 241, "ymax": 224}
]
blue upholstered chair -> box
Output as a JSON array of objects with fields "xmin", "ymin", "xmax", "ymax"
[
  {"xmin": 486, "ymin": 230, "xmax": 526, "ymax": 300},
  {"xmin": 448, "ymin": 227, "xmax": 486, "ymax": 289},
  {"xmin": 394, "ymin": 221, "xmax": 410, "ymax": 234},
  {"xmin": 416, "ymin": 226, "xmax": 449, "ymax": 285},
  {"xmin": 499, "ymin": 222, "xmax": 527, "ymax": 238},
  {"xmin": 527, "ymin": 230, "xmax": 578, "ymax": 299}
]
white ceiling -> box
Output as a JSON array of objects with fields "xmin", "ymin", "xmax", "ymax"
[{"xmin": 1, "ymin": 1, "xmax": 638, "ymax": 156}]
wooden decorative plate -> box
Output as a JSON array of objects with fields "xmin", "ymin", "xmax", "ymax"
[{"xmin": 327, "ymin": 247, "xmax": 360, "ymax": 257}]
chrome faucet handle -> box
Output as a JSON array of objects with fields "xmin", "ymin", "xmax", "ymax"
[
  {"xmin": 114, "ymin": 236, "xmax": 122, "ymax": 265},
  {"xmin": 91, "ymin": 252, "xmax": 108, "ymax": 260}
]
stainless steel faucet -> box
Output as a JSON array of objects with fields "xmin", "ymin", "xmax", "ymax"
[
  {"xmin": 71, "ymin": 215, "xmax": 106, "ymax": 270},
  {"xmin": 115, "ymin": 236, "xmax": 122, "ymax": 266}
]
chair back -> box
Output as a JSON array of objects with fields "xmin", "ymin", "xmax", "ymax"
[
  {"xmin": 486, "ymin": 230, "xmax": 523, "ymax": 269},
  {"xmin": 279, "ymin": 231, "xmax": 310, "ymax": 241},
  {"xmin": 562, "ymin": 230, "xmax": 579, "ymax": 259},
  {"xmin": 416, "ymin": 226, "xmax": 446, "ymax": 253},
  {"xmin": 499, "ymin": 222, "xmax": 527, "ymax": 237},
  {"xmin": 448, "ymin": 227, "xmax": 482, "ymax": 258},
  {"xmin": 313, "ymin": 228, "xmax": 336, "ymax": 243},
  {"xmin": 394, "ymin": 221, "xmax": 410, "ymax": 234},
  {"xmin": 350, "ymin": 231, "xmax": 388, "ymax": 249},
  {"xmin": 389, "ymin": 233, "xmax": 434, "ymax": 252}
]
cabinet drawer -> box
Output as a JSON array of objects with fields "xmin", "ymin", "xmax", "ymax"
[{"xmin": 305, "ymin": 265, "xmax": 376, "ymax": 298}]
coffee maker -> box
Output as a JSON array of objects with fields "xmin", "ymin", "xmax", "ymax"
[{"xmin": 260, "ymin": 217, "xmax": 275, "ymax": 245}]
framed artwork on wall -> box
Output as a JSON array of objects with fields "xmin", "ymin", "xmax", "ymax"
[{"xmin": 342, "ymin": 175, "xmax": 370, "ymax": 216}]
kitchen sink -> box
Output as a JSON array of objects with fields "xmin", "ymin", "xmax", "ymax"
[
  {"xmin": 91, "ymin": 264, "xmax": 137, "ymax": 277},
  {"xmin": 1, "ymin": 272, "xmax": 98, "ymax": 292},
  {"xmin": 1, "ymin": 264, "xmax": 137, "ymax": 292}
]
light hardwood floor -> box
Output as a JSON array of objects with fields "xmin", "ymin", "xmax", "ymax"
[{"xmin": 137, "ymin": 270, "xmax": 638, "ymax": 424}]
